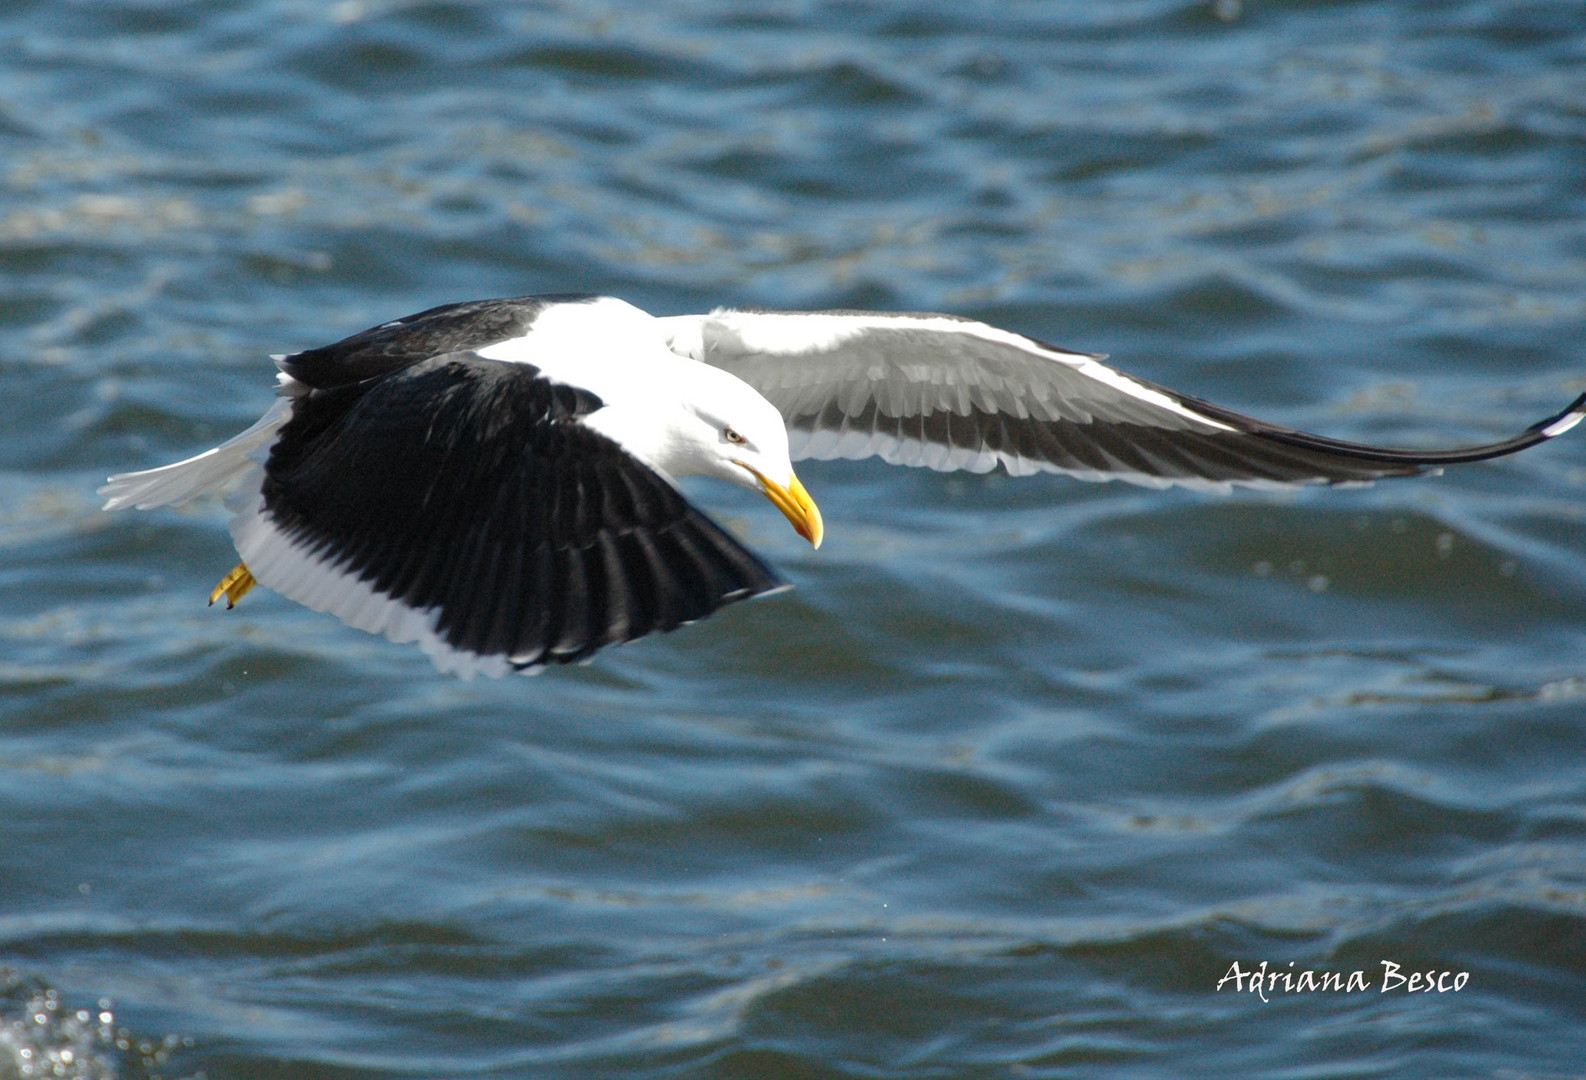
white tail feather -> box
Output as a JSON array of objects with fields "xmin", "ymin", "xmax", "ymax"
[{"xmin": 99, "ymin": 395, "xmax": 295, "ymax": 511}]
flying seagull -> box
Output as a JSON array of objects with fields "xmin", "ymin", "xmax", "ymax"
[{"xmin": 100, "ymin": 294, "xmax": 1585, "ymax": 677}]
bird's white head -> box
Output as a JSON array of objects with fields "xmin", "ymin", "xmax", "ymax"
[
  {"xmin": 684, "ymin": 368, "xmax": 823, "ymax": 549},
  {"xmin": 584, "ymin": 360, "xmax": 824, "ymax": 549}
]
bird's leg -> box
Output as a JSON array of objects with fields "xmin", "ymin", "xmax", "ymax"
[{"xmin": 209, "ymin": 563, "xmax": 257, "ymax": 609}]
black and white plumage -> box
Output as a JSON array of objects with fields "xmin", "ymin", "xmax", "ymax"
[{"xmin": 101, "ymin": 294, "xmax": 1586, "ymax": 677}]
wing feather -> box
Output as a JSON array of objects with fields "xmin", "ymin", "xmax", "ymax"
[
  {"xmin": 249, "ymin": 353, "xmax": 785, "ymax": 673},
  {"xmin": 665, "ymin": 308, "xmax": 1584, "ymax": 490}
]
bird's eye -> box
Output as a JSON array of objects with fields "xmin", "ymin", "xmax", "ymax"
[{"xmin": 724, "ymin": 427, "xmax": 747, "ymax": 445}]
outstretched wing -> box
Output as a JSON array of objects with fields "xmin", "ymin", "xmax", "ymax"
[{"xmin": 662, "ymin": 308, "xmax": 1585, "ymax": 491}]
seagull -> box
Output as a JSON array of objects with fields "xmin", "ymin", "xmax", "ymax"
[{"xmin": 100, "ymin": 294, "xmax": 1585, "ymax": 677}]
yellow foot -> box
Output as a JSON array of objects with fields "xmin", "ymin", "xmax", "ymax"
[{"xmin": 209, "ymin": 563, "xmax": 257, "ymax": 609}]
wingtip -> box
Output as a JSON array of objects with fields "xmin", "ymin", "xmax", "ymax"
[{"xmin": 1536, "ymin": 391, "xmax": 1586, "ymax": 440}]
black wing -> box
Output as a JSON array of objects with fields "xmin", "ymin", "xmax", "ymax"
[
  {"xmin": 276, "ymin": 294, "xmax": 601, "ymax": 389},
  {"xmin": 256, "ymin": 354, "xmax": 784, "ymax": 671}
]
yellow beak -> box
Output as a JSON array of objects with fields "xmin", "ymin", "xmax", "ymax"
[{"xmin": 738, "ymin": 464, "xmax": 824, "ymax": 549}]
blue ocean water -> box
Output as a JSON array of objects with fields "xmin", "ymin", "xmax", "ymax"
[{"xmin": 3, "ymin": 1, "xmax": 1586, "ymax": 1077}]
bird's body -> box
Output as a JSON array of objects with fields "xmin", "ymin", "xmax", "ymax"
[{"xmin": 101, "ymin": 294, "xmax": 1586, "ymax": 677}]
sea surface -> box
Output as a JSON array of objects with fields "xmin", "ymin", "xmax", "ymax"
[{"xmin": 3, "ymin": 1, "xmax": 1586, "ymax": 1077}]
